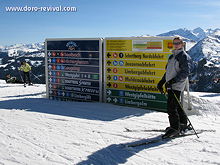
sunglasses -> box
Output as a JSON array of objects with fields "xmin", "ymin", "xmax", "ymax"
[{"xmin": 173, "ymin": 42, "xmax": 182, "ymax": 45}]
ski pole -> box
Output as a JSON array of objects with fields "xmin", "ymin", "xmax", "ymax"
[
  {"xmin": 186, "ymin": 78, "xmax": 192, "ymax": 110},
  {"xmin": 169, "ymin": 88, "xmax": 199, "ymax": 138},
  {"xmin": 31, "ymin": 72, "xmax": 42, "ymax": 83},
  {"xmin": 18, "ymin": 69, "xmax": 24, "ymax": 83}
]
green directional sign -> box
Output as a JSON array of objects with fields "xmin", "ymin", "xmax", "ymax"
[
  {"xmin": 106, "ymin": 97, "xmax": 167, "ymax": 112},
  {"xmin": 105, "ymin": 89, "xmax": 167, "ymax": 112},
  {"xmin": 106, "ymin": 89, "xmax": 167, "ymax": 101}
]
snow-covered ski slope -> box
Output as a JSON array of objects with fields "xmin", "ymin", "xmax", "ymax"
[{"xmin": 0, "ymin": 80, "xmax": 220, "ymax": 165}]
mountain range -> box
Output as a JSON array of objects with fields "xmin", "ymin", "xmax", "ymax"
[
  {"xmin": 158, "ymin": 27, "xmax": 220, "ymax": 42},
  {"xmin": 0, "ymin": 43, "xmax": 45, "ymax": 83},
  {"xmin": 0, "ymin": 27, "xmax": 220, "ymax": 92}
]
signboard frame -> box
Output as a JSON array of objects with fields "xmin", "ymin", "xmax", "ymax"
[
  {"xmin": 45, "ymin": 38, "xmax": 103, "ymax": 102},
  {"xmin": 103, "ymin": 37, "xmax": 174, "ymax": 112}
]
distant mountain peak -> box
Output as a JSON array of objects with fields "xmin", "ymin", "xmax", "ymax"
[
  {"xmin": 192, "ymin": 27, "xmax": 206, "ymax": 41},
  {"xmin": 157, "ymin": 27, "xmax": 220, "ymax": 42},
  {"xmin": 188, "ymin": 34, "xmax": 220, "ymax": 63},
  {"xmin": 193, "ymin": 27, "xmax": 204, "ymax": 31},
  {"xmin": 158, "ymin": 28, "xmax": 200, "ymax": 42}
]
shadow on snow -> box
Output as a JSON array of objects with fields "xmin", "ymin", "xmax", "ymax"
[
  {"xmin": 0, "ymin": 97, "xmax": 152, "ymax": 121},
  {"xmin": 77, "ymin": 135, "xmax": 170, "ymax": 165}
]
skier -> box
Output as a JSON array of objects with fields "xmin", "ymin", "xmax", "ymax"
[
  {"xmin": 5, "ymin": 74, "xmax": 22, "ymax": 83},
  {"xmin": 157, "ymin": 36, "xmax": 192, "ymax": 139},
  {"xmin": 18, "ymin": 61, "xmax": 32, "ymax": 87}
]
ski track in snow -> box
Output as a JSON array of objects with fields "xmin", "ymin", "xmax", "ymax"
[{"xmin": 0, "ymin": 80, "xmax": 220, "ymax": 165}]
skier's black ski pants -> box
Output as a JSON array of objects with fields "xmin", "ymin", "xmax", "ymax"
[
  {"xmin": 23, "ymin": 72, "xmax": 31, "ymax": 84},
  {"xmin": 167, "ymin": 89, "xmax": 187, "ymax": 130}
]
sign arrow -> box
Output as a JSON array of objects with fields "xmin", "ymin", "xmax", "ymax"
[
  {"xmin": 107, "ymin": 75, "xmax": 111, "ymax": 80},
  {"xmin": 107, "ymin": 53, "xmax": 111, "ymax": 58},
  {"xmin": 48, "ymin": 65, "xmax": 52, "ymax": 70},
  {"xmin": 107, "ymin": 82, "xmax": 111, "ymax": 88},
  {"xmin": 107, "ymin": 61, "xmax": 111, "ymax": 66},
  {"xmin": 113, "ymin": 98, "xmax": 118, "ymax": 103},
  {"xmin": 107, "ymin": 97, "xmax": 111, "ymax": 102},
  {"xmin": 107, "ymin": 68, "xmax": 111, "ymax": 73},
  {"xmin": 107, "ymin": 90, "xmax": 112, "ymax": 95}
]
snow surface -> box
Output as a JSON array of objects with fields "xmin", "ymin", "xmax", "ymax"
[{"xmin": 0, "ymin": 80, "xmax": 220, "ymax": 165}]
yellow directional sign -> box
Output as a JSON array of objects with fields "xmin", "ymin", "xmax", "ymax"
[
  {"xmin": 106, "ymin": 75, "xmax": 162, "ymax": 84},
  {"xmin": 106, "ymin": 67, "xmax": 165, "ymax": 77},
  {"xmin": 104, "ymin": 37, "xmax": 174, "ymax": 112},
  {"xmin": 106, "ymin": 40, "xmax": 132, "ymax": 51},
  {"xmin": 106, "ymin": 59, "xmax": 167, "ymax": 69},
  {"xmin": 106, "ymin": 82, "xmax": 160, "ymax": 94},
  {"xmin": 106, "ymin": 39, "xmax": 173, "ymax": 52},
  {"xmin": 106, "ymin": 52, "xmax": 170, "ymax": 60}
]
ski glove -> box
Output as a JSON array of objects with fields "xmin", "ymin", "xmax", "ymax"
[
  {"xmin": 157, "ymin": 78, "xmax": 166, "ymax": 94},
  {"xmin": 165, "ymin": 78, "xmax": 176, "ymax": 89}
]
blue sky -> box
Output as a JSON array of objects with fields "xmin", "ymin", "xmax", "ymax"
[{"xmin": 0, "ymin": 0, "xmax": 220, "ymax": 46}]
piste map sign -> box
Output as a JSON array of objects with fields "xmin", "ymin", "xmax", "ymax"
[
  {"xmin": 104, "ymin": 37, "xmax": 174, "ymax": 112},
  {"xmin": 45, "ymin": 38, "xmax": 102, "ymax": 102}
]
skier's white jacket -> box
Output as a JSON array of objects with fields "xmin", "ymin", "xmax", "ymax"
[{"xmin": 165, "ymin": 48, "xmax": 191, "ymax": 92}]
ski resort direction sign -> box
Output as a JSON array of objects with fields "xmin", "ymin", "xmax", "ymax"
[
  {"xmin": 45, "ymin": 38, "xmax": 102, "ymax": 102},
  {"xmin": 104, "ymin": 37, "xmax": 174, "ymax": 112}
]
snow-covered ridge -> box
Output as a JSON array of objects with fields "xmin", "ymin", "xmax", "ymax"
[
  {"xmin": 158, "ymin": 27, "xmax": 220, "ymax": 42},
  {"xmin": 188, "ymin": 34, "xmax": 220, "ymax": 66},
  {"xmin": 0, "ymin": 42, "xmax": 44, "ymax": 57},
  {"xmin": 158, "ymin": 28, "xmax": 200, "ymax": 42}
]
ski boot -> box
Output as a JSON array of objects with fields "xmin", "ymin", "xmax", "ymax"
[{"xmin": 162, "ymin": 127, "xmax": 179, "ymax": 139}]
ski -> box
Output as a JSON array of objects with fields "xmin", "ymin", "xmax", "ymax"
[
  {"xmin": 124, "ymin": 127, "xmax": 216, "ymax": 133},
  {"xmin": 22, "ymin": 83, "xmax": 40, "ymax": 87},
  {"xmin": 125, "ymin": 130, "xmax": 205, "ymax": 148},
  {"xmin": 124, "ymin": 128, "xmax": 165, "ymax": 132}
]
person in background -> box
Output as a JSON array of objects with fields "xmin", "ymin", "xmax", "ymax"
[
  {"xmin": 5, "ymin": 74, "xmax": 17, "ymax": 83},
  {"xmin": 18, "ymin": 61, "xmax": 32, "ymax": 87},
  {"xmin": 157, "ymin": 36, "xmax": 192, "ymax": 139}
]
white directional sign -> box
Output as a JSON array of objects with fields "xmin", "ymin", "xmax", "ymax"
[{"xmin": 45, "ymin": 38, "xmax": 103, "ymax": 102}]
